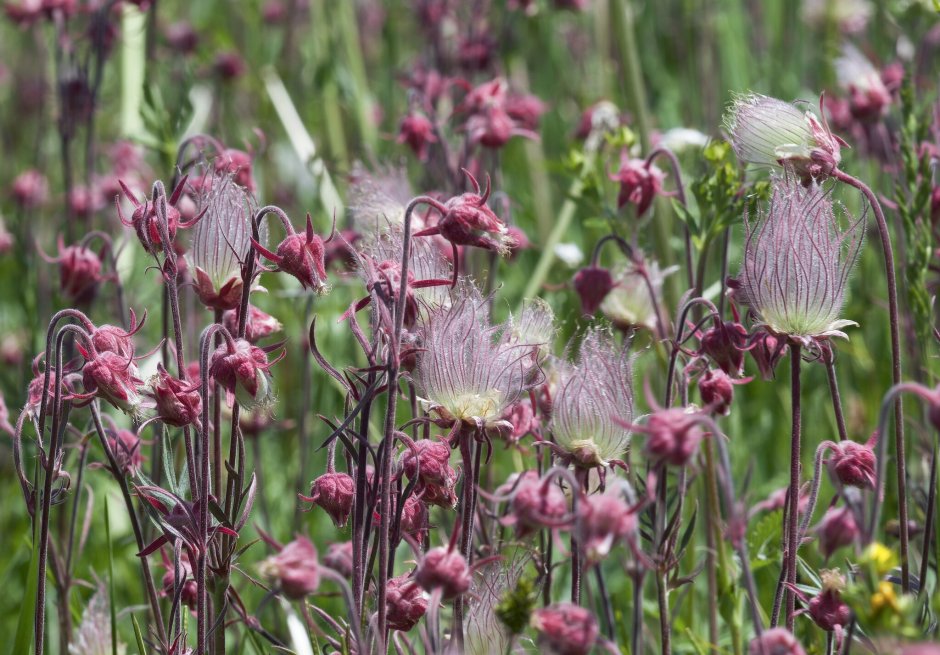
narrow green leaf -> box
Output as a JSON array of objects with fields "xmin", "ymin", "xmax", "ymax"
[{"xmin": 132, "ymin": 615, "xmax": 147, "ymax": 655}]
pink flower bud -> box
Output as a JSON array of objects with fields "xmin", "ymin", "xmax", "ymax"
[
  {"xmin": 253, "ymin": 213, "xmax": 328, "ymax": 292},
  {"xmin": 213, "ymin": 52, "xmax": 246, "ymax": 80},
  {"xmin": 531, "ymin": 603, "xmax": 599, "ymax": 655},
  {"xmin": 699, "ymin": 369, "xmax": 735, "ymax": 415},
  {"xmin": 827, "ymin": 438, "xmax": 875, "ymax": 489},
  {"xmin": 40, "ymin": 239, "xmax": 105, "ymax": 304},
  {"xmin": 398, "ymin": 112, "xmax": 438, "ymax": 160},
  {"xmin": 415, "ymin": 546, "xmax": 471, "ymax": 600},
  {"xmin": 222, "ymin": 305, "xmax": 283, "ymax": 343},
  {"xmin": 506, "ymin": 93, "xmax": 547, "ymax": 132},
  {"xmin": 80, "ymin": 349, "xmax": 144, "ymax": 416},
  {"xmin": 416, "ymin": 172, "xmax": 515, "ymax": 255},
  {"xmin": 576, "ymin": 492, "xmax": 636, "ymax": 563},
  {"xmin": 68, "ymin": 184, "xmax": 103, "ymax": 219},
  {"xmin": 301, "ymin": 472, "xmax": 355, "ymax": 527},
  {"xmin": 644, "ymin": 408, "xmax": 706, "ymax": 467},
  {"xmin": 572, "ymin": 266, "xmax": 615, "ymax": 315},
  {"xmin": 699, "ymin": 319, "xmax": 748, "ymax": 377},
  {"xmin": 11, "ymin": 169, "xmax": 48, "ymax": 208},
  {"xmin": 118, "ymin": 178, "xmax": 194, "ymax": 253},
  {"xmin": 808, "ymin": 569, "xmax": 851, "ymax": 632},
  {"xmin": 500, "ymin": 471, "xmax": 569, "ymax": 538},
  {"xmin": 261, "ymin": 536, "xmax": 320, "ymax": 599},
  {"xmin": 104, "ymin": 427, "xmax": 143, "ymax": 476},
  {"xmin": 609, "ymin": 154, "xmax": 665, "ymax": 217},
  {"xmin": 323, "ymin": 541, "xmax": 353, "ymax": 579},
  {"xmin": 817, "ymin": 506, "xmax": 859, "ymax": 559},
  {"xmin": 209, "ymin": 338, "xmax": 277, "ymax": 408},
  {"xmin": 499, "ymin": 401, "xmax": 539, "ymax": 442},
  {"xmin": 386, "ymin": 575, "xmax": 428, "ymax": 632},
  {"xmin": 400, "ymin": 438, "xmax": 453, "ymax": 487},
  {"xmin": 164, "ymin": 21, "xmax": 197, "ymax": 54},
  {"xmin": 150, "ymin": 364, "xmax": 202, "ymax": 428},
  {"xmin": 749, "ymin": 331, "xmax": 786, "ymax": 380},
  {"xmin": 748, "ymin": 628, "xmax": 806, "ymax": 655},
  {"xmin": 214, "ymin": 149, "xmax": 255, "ymax": 193}
]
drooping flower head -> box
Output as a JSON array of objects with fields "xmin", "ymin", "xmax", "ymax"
[
  {"xmin": 609, "ymin": 153, "xmax": 665, "ymax": 216},
  {"xmin": 39, "ymin": 237, "xmax": 106, "ymax": 304},
  {"xmin": 414, "ymin": 282, "xmax": 544, "ymax": 431},
  {"xmin": 386, "ymin": 574, "xmax": 428, "ymax": 632},
  {"xmin": 414, "ymin": 546, "xmax": 471, "ymax": 600},
  {"xmin": 835, "ymin": 44, "xmax": 892, "ymax": 123},
  {"xmin": 189, "ymin": 172, "xmax": 266, "ymax": 310},
  {"xmin": 550, "ymin": 328, "xmax": 633, "ymax": 468},
  {"xmin": 724, "ymin": 93, "xmax": 845, "ymax": 179},
  {"xmin": 531, "ymin": 603, "xmax": 599, "ymax": 655},
  {"xmin": 259, "ymin": 535, "xmax": 320, "ymax": 599},
  {"xmin": 148, "ymin": 364, "xmax": 202, "ymax": 428},
  {"xmin": 208, "ymin": 337, "xmax": 281, "ymax": 409},
  {"xmin": 118, "ymin": 177, "xmax": 201, "ymax": 254},
  {"xmin": 251, "ymin": 212, "xmax": 329, "ymax": 292},
  {"xmin": 735, "ymin": 175, "xmax": 863, "ymax": 346}
]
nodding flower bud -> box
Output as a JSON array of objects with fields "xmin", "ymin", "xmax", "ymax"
[
  {"xmin": 724, "ymin": 93, "xmax": 844, "ymax": 180},
  {"xmin": 415, "ymin": 171, "xmax": 515, "ymax": 255},
  {"xmin": 609, "ymin": 153, "xmax": 665, "ymax": 217},
  {"xmin": 222, "ymin": 305, "xmax": 282, "ymax": 343},
  {"xmin": 531, "ymin": 603, "xmax": 599, "ymax": 655},
  {"xmin": 699, "ymin": 369, "xmax": 736, "ymax": 416},
  {"xmin": 252, "ymin": 213, "xmax": 328, "ymax": 292},
  {"xmin": 498, "ymin": 400, "xmax": 539, "ymax": 442},
  {"xmin": 836, "ymin": 44, "xmax": 892, "ymax": 123},
  {"xmin": 79, "ymin": 348, "xmax": 144, "ymax": 416},
  {"xmin": 643, "ymin": 407, "xmax": 706, "ymax": 467},
  {"xmin": 323, "ymin": 541, "xmax": 353, "ymax": 579},
  {"xmin": 748, "ymin": 628, "xmax": 806, "ymax": 655},
  {"xmin": 572, "ymin": 265, "xmax": 615, "ymax": 315},
  {"xmin": 103, "ymin": 427, "xmax": 143, "ymax": 476},
  {"xmin": 11, "ymin": 169, "xmax": 48, "ymax": 208},
  {"xmin": 118, "ymin": 178, "xmax": 196, "ymax": 253},
  {"xmin": 386, "ymin": 575, "xmax": 428, "ymax": 632},
  {"xmin": 260, "ymin": 536, "xmax": 320, "ymax": 599},
  {"xmin": 499, "ymin": 471, "xmax": 570, "ymax": 538},
  {"xmin": 827, "ymin": 437, "xmax": 876, "ymax": 489},
  {"xmin": 398, "ymin": 112, "xmax": 438, "ymax": 160},
  {"xmin": 208, "ymin": 338, "xmax": 279, "ymax": 409},
  {"xmin": 26, "ymin": 356, "xmax": 78, "ymax": 420},
  {"xmin": 809, "ymin": 569, "xmax": 851, "ymax": 632},
  {"xmin": 400, "ymin": 438, "xmax": 453, "ymax": 487},
  {"xmin": 699, "ymin": 319, "xmax": 748, "ymax": 377},
  {"xmin": 506, "ymin": 93, "xmax": 547, "ymax": 132},
  {"xmin": 817, "ymin": 506, "xmax": 859, "ymax": 559},
  {"xmin": 299, "ymin": 472, "xmax": 355, "ymax": 527},
  {"xmin": 576, "ymin": 492, "xmax": 637, "ymax": 563},
  {"xmin": 40, "ymin": 238, "xmax": 105, "ymax": 304},
  {"xmin": 149, "ymin": 364, "xmax": 202, "ymax": 428},
  {"xmin": 749, "ymin": 331, "xmax": 786, "ymax": 380},
  {"xmin": 161, "ymin": 552, "xmax": 197, "ymax": 610},
  {"xmin": 415, "ymin": 546, "xmax": 471, "ymax": 600},
  {"xmin": 214, "ymin": 149, "xmax": 255, "ymax": 193}
]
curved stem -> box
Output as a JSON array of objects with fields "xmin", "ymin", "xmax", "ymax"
[
  {"xmin": 833, "ymin": 167, "xmax": 908, "ymax": 591},
  {"xmin": 646, "ymin": 147, "xmax": 693, "ymax": 290}
]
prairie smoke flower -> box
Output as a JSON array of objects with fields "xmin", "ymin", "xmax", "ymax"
[
  {"xmin": 414, "ymin": 546, "xmax": 471, "ymax": 599},
  {"xmin": 148, "ymin": 364, "xmax": 201, "ymax": 428},
  {"xmin": 808, "ymin": 569, "xmax": 851, "ymax": 632},
  {"xmin": 260, "ymin": 536, "xmax": 320, "ymax": 599},
  {"xmin": 324, "ymin": 541, "xmax": 353, "ymax": 578},
  {"xmin": 497, "ymin": 470, "xmax": 570, "ymax": 538},
  {"xmin": 208, "ymin": 338, "xmax": 281, "ymax": 409},
  {"xmin": 11, "ymin": 168, "xmax": 48, "ymax": 208},
  {"xmin": 550, "ymin": 329, "xmax": 633, "ymax": 468},
  {"xmin": 507, "ymin": 297, "xmax": 556, "ymax": 364},
  {"xmin": 252, "ymin": 212, "xmax": 329, "ymax": 292},
  {"xmin": 817, "ymin": 506, "xmax": 859, "ymax": 558},
  {"xmin": 416, "ymin": 171, "xmax": 516, "ymax": 255},
  {"xmin": 386, "ymin": 575, "xmax": 428, "ymax": 632},
  {"xmin": 634, "ymin": 406, "xmax": 709, "ymax": 467},
  {"xmin": 748, "ymin": 628, "xmax": 806, "ymax": 655},
  {"xmin": 735, "ymin": 176, "xmax": 863, "ymax": 345},
  {"xmin": 576, "ymin": 486, "xmax": 640, "ymax": 563},
  {"xmin": 825, "ymin": 436, "xmax": 876, "ymax": 489},
  {"xmin": 102, "ymin": 427, "xmax": 143, "ymax": 476},
  {"xmin": 531, "ymin": 603, "xmax": 599, "ymax": 655},
  {"xmin": 724, "ymin": 93, "xmax": 844, "ymax": 179},
  {"xmin": 506, "ymin": 92, "xmax": 547, "ymax": 132},
  {"xmin": 78, "ymin": 348, "xmax": 145, "ymax": 416},
  {"xmin": 299, "ymin": 471, "xmax": 355, "ymax": 527},
  {"xmin": 397, "ymin": 111, "xmax": 438, "ymax": 160},
  {"xmin": 69, "ymin": 587, "xmax": 126, "ymax": 655},
  {"xmin": 836, "ymin": 44, "xmax": 892, "ymax": 122},
  {"xmin": 698, "ymin": 318, "xmax": 748, "ymax": 377},
  {"xmin": 39, "ymin": 237, "xmax": 105, "ymax": 304},
  {"xmin": 222, "ymin": 304, "xmax": 282, "ymax": 343},
  {"xmin": 600, "ymin": 261, "xmax": 674, "ymax": 333},
  {"xmin": 465, "ymin": 557, "xmax": 528, "ymax": 654},
  {"xmin": 698, "ymin": 368, "xmax": 738, "ymax": 415},
  {"xmin": 609, "ymin": 153, "xmax": 665, "ymax": 216},
  {"xmin": 214, "ymin": 148, "xmax": 255, "ymax": 193},
  {"xmin": 118, "ymin": 178, "xmax": 199, "ymax": 253},
  {"xmin": 25, "ymin": 355, "xmax": 79, "ymax": 420},
  {"xmin": 572, "ymin": 265, "xmax": 615, "ymax": 315},
  {"xmin": 414, "ymin": 283, "xmax": 544, "ymax": 430},
  {"xmin": 499, "ymin": 400, "xmax": 539, "ymax": 442},
  {"xmin": 189, "ymin": 172, "xmax": 266, "ymax": 310}
]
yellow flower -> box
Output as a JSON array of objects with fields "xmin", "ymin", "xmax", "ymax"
[
  {"xmin": 870, "ymin": 581, "xmax": 899, "ymax": 615},
  {"xmin": 862, "ymin": 542, "xmax": 898, "ymax": 577}
]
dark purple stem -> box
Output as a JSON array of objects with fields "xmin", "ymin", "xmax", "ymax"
[{"xmin": 785, "ymin": 343, "xmax": 801, "ymax": 632}]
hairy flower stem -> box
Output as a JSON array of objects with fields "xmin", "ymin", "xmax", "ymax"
[
  {"xmin": 824, "ymin": 353, "xmax": 849, "ymax": 443},
  {"xmin": 630, "ymin": 568, "xmax": 645, "ymax": 655},
  {"xmin": 654, "ymin": 467, "xmax": 671, "ymax": 655},
  {"xmin": 785, "ymin": 343, "xmax": 802, "ymax": 632},
  {"xmin": 376, "ymin": 196, "xmax": 443, "ymax": 640},
  {"xmin": 832, "ymin": 168, "xmax": 908, "ymax": 591},
  {"xmin": 89, "ymin": 403, "xmax": 166, "ymax": 643},
  {"xmin": 594, "ymin": 565, "xmax": 616, "ymax": 640}
]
